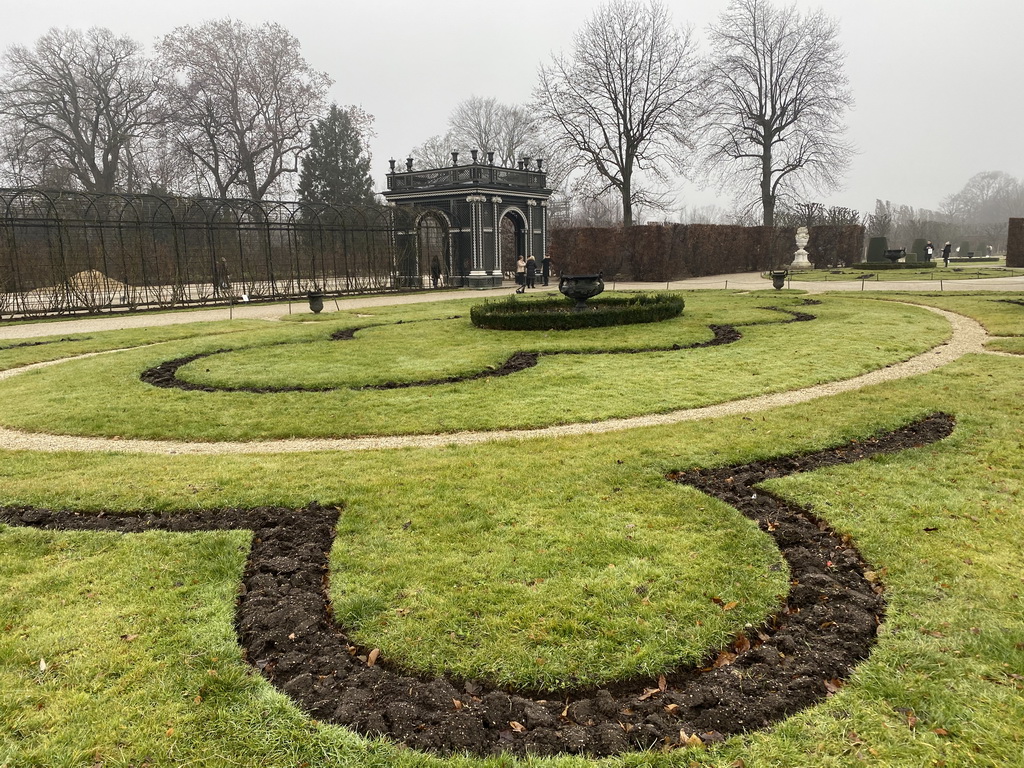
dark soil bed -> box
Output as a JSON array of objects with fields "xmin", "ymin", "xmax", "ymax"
[{"xmin": 0, "ymin": 412, "xmax": 954, "ymax": 757}]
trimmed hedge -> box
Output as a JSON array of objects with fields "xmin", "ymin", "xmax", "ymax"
[
  {"xmin": 470, "ymin": 293, "xmax": 684, "ymax": 331},
  {"xmin": 548, "ymin": 223, "xmax": 863, "ymax": 281},
  {"xmin": 1008, "ymin": 218, "xmax": 1024, "ymax": 268},
  {"xmin": 850, "ymin": 261, "xmax": 937, "ymax": 270},
  {"xmin": 866, "ymin": 237, "xmax": 889, "ymax": 262}
]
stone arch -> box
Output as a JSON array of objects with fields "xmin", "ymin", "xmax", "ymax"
[
  {"xmin": 498, "ymin": 207, "xmax": 528, "ymax": 279},
  {"xmin": 415, "ymin": 210, "xmax": 451, "ymax": 287}
]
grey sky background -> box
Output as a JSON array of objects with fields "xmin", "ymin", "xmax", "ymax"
[{"xmin": 1, "ymin": 0, "xmax": 1021, "ymax": 218}]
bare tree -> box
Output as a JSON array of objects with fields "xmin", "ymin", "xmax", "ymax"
[
  {"xmin": 942, "ymin": 171, "xmax": 1024, "ymax": 224},
  {"xmin": 157, "ymin": 18, "xmax": 332, "ymax": 201},
  {"xmin": 699, "ymin": 0, "xmax": 854, "ymax": 226},
  {"xmin": 534, "ymin": 0, "xmax": 702, "ymax": 227},
  {"xmin": 0, "ymin": 27, "xmax": 161, "ymax": 193},
  {"xmin": 407, "ymin": 132, "xmax": 457, "ymax": 171},
  {"xmin": 448, "ymin": 96, "xmax": 540, "ymax": 167},
  {"xmin": 866, "ymin": 199, "xmax": 894, "ymax": 239}
]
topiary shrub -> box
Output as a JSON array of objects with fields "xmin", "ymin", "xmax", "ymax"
[
  {"xmin": 470, "ymin": 293, "xmax": 684, "ymax": 331},
  {"xmin": 866, "ymin": 236, "xmax": 888, "ymax": 262},
  {"xmin": 908, "ymin": 238, "xmax": 929, "ymax": 263}
]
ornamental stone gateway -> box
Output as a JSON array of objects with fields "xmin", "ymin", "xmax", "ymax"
[{"xmin": 383, "ymin": 152, "xmax": 553, "ymax": 289}]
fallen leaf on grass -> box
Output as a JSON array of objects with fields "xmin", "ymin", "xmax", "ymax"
[
  {"xmin": 734, "ymin": 634, "xmax": 751, "ymax": 653},
  {"xmin": 120, "ymin": 633, "xmax": 139, "ymax": 642},
  {"xmin": 509, "ymin": 721, "xmax": 526, "ymax": 733},
  {"xmin": 38, "ymin": 658, "xmax": 46, "ymax": 672},
  {"xmin": 366, "ymin": 648, "xmax": 380, "ymax": 666}
]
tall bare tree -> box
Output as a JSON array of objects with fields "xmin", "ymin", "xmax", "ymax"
[
  {"xmin": 448, "ymin": 96, "xmax": 540, "ymax": 168},
  {"xmin": 157, "ymin": 18, "xmax": 331, "ymax": 201},
  {"xmin": 534, "ymin": 0, "xmax": 702, "ymax": 227},
  {"xmin": 699, "ymin": 0, "xmax": 854, "ymax": 226},
  {"xmin": 941, "ymin": 171, "xmax": 1024, "ymax": 224},
  {"xmin": 0, "ymin": 27, "xmax": 161, "ymax": 193}
]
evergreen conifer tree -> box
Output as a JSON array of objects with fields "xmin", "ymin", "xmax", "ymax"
[{"xmin": 298, "ymin": 104, "xmax": 375, "ymax": 206}]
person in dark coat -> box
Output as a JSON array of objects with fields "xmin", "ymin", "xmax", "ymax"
[
  {"xmin": 525, "ymin": 255, "xmax": 537, "ymax": 288},
  {"xmin": 942, "ymin": 242, "xmax": 952, "ymax": 267},
  {"xmin": 541, "ymin": 255, "xmax": 551, "ymax": 286}
]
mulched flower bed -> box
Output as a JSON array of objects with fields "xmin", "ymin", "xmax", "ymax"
[{"xmin": 0, "ymin": 412, "xmax": 954, "ymax": 757}]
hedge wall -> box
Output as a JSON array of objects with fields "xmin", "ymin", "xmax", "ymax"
[
  {"xmin": 1008, "ymin": 218, "xmax": 1024, "ymax": 268},
  {"xmin": 549, "ymin": 223, "xmax": 864, "ymax": 281}
]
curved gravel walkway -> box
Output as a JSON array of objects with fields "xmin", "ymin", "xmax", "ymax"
[{"xmin": 0, "ymin": 304, "xmax": 1010, "ymax": 455}]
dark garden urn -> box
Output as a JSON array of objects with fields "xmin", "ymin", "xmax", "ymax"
[
  {"xmin": 558, "ymin": 273, "xmax": 605, "ymax": 312},
  {"xmin": 307, "ymin": 291, "xmax": 324, "ymax": 314},
  {"xmin": 771, "ymin": 270, "xmax": 788, "ymax": 290}
]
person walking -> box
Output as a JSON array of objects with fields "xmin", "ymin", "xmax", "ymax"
[
  {"xmin": 942, "ymin": 241, "xmax": 952, "ymax": 267},
  {"xmin": 541, "ymin": 255, "xmax": 552, "ymax": 286},
  {"xmin": 924, "ymin": 241, "xmax": 935, "ymax": 261},
  {"xmin": 515, "ymin": 255, "xmax": 526, "ymax": 293},
  {"xmin": 525, "ymin": 255, "xmax": 537, "ymax": 289}
]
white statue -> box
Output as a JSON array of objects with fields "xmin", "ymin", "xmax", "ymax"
[{"xmin": 790, "ymin": 226, "xmax": 812, "ymax": 270}]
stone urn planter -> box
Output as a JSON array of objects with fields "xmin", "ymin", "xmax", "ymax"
[
  {"xmin": 307, "ymin": 291, "xmax": 325, "ymax": 314},
  {"xmin": 771, "ymin": 270, "xmax": 788, "ymax": 290},
  {"xmin": 558, "ymin": 273, "xmax": 605, "ymax": 312}
]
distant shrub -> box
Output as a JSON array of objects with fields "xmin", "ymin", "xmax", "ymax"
[{"xmin": 866, "ymin": 237, "xmax": 889, "ymax": 262}]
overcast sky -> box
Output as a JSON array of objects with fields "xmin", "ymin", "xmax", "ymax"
[{"xmin": 2, "ymin": 0, "xmax": 1021, "ymax": 218}]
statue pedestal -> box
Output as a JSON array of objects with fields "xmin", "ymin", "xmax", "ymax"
[
  {"xmin": 790, "ymin": 248, "xmax": 812, "ymax": 270},
  {"xmin": 790, "ymin": 227, "xmax": 812, "ymax": 270}
]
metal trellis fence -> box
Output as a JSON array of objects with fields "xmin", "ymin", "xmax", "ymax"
[{"xmin": 0, "ymin": 189, "xmax": 459, "ymax": 318}]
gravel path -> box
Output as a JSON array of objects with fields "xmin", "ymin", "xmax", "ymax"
[
  {"xmin": 0, "ymin": 304, "xmax": 1008, "ymax": 455},
  {"xmin": 3, "ymin": 270, "xmax": 1024, "ymax": 341}
]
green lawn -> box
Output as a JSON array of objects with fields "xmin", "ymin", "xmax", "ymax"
[
  {"xmin": 0, "ymin": 290, "xmax": 1022, "ymax": 767},
  {"xmin": 0, "ymin": 292, "xmax": 950, "ymax": 441},
  {"xmin": 779, "ymin": 266, "xmax": 1024, "ymax": 282}
]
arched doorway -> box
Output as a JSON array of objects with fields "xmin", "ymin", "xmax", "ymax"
[
  {"xmin": 498, "ymin": 209, "xmax": 527, "ymax": 279},
  {"xmin": 417, "ymin": 213, "xmax": 449, "ymax": 287}
]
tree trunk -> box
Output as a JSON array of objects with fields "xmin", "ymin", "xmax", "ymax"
[
  {"xmin": 621, "ymin": 175, "xmax": 633, "ymax": 228},
  {"xmin": 761, "ymin": 149, "xmax": 774, "ymax": 227}
]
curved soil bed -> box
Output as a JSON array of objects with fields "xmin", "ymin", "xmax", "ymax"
[
  {"xmin": 139, "ymin": 304, "xmax": 814, "ymax": 394},
  {"xmin": 0, "ymin": 412, "xmax": 953, "ymax": 757},
  {"xmin": 0, "ymin": 336, "xmax": 89, "ymax": 350}
]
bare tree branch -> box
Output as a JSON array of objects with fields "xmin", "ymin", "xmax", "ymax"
[
  {"xmin": 157, "ymin": 18, "xmax": 332, "ymax": 201},
  {"xmin": 533, "ymin": 0, "xmax": 702, "ymax": 227},
  {"xmin": 0, "ymin": 27, "xmax": 161, "ymax": 193},
  {"xmin": 698, "ymin": 0, "xmax": 854, "ymax": 226}
]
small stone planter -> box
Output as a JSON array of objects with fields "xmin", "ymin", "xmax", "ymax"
[
  {"xmin": 771, "ymin": 270, "xmax": 788, "ymax": 290},
  {"xmin": 307, "ymin": 291, "xmax": 325, "ymax": 314}
]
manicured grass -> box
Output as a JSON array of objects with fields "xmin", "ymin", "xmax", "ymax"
[
  {"xmin": 781, "ymin": 266, "xmax": 1024, "ymax": 282},
  {"xmin": 1, "ymin": 290, "xmax": 1022, "ymax": 766},
  {"xmin": 0, "ymin": 319, "xmax": 271, "ymax": 372},
  {"xmin": 0, "ymin": 292, "xmax": 950, "ymax": 441}
]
